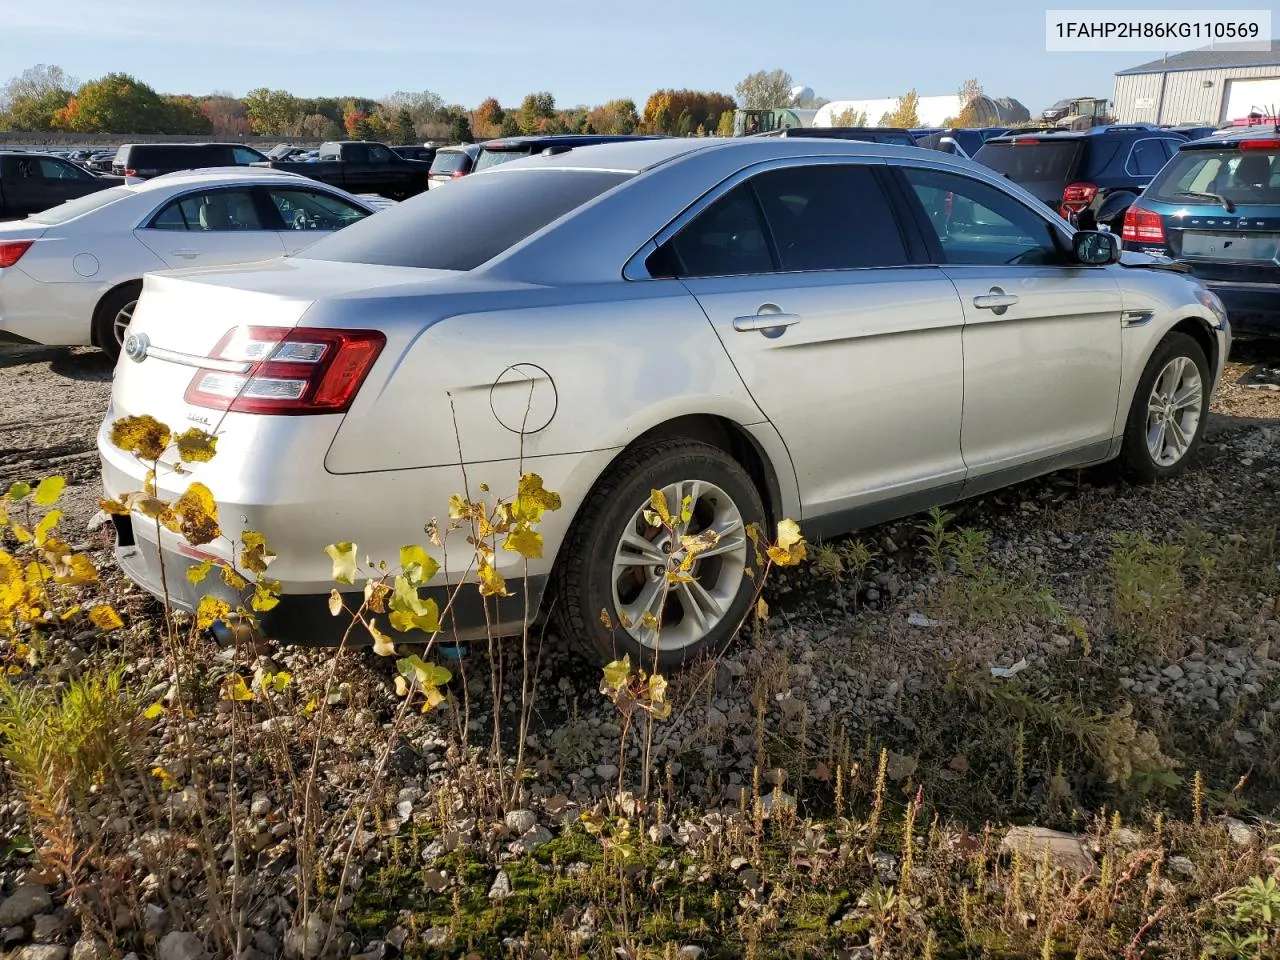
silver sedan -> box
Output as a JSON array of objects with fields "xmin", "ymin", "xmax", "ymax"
[{"xmin": 98, "ymin": 137, "xmax": 1230, "ymax": 667}]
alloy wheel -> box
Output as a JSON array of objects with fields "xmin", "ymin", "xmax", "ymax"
[
  {"xmin": 610, "ymin": 479, "xmax": 748, "ymax": 651},
  {"xmin": 1145, "ymin": 355, "xmax": 1203, "ymax": 467},
  {"xmin": 112, "ymin": 300, "xmax": 137, "ymax": 349}
]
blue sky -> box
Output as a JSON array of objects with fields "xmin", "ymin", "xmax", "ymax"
[{"xmin": 2, "ymin": 0, "xmax": 1277, "ymax": 114}]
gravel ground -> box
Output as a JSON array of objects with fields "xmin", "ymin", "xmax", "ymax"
[{"xmin": 0, "ymin": 339, "xmax": 1279, "ymax": 957}]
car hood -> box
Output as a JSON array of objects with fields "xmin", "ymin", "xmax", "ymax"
[{"xmin": 1118, "ymin": 249, "xmax": 1192, "ymax": 274}]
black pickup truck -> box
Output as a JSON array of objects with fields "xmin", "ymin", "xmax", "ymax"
[
  {"xmin": 252, "ymin": 141, "xmax": 432, "ymax": 200},
  {"xmin": 0, "ymin": 151, "xmax": 123, "ymax": 220}
]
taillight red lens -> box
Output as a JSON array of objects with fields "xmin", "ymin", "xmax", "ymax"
[
  {"xmin": 450, "ymin": 170, "xmax": 465, "ymax": 178},
  {"xmin": 1060, "ymin": 182, "xmax": 1098, "ymax": 217},
  {"xmin": 0, "ymin": 241, "xmax": 34, "ymax": 268},
  {"xmin": 184, "ymin": 326, "xmax": 385, "ymax": 416},
  {"xmin": 124, "ymin": 168, "xmax": 137, "ymax": 176},
  {"xmin": 1240, "ymin": 138, "xmax": 1280, "ymax": 151},
  {"xmin": 1121, "ymin": 204, "xmax": 1166, "ymax": 243}
]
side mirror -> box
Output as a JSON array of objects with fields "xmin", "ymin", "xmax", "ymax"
[{"xmin": 1073, "ymin": 230, "xmax": 1121, "ymax": 265}]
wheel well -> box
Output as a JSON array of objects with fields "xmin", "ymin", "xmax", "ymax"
[
  {"xmin": 1171, "ymin": 317, "xmax": 1218, "ymax": 375},
  {"xmin": 89, "ymin": 280, "xmax": 143, "ymax": 348},
  {"xmin": 630, "ymin": 415, "xmax": 783, "ymax": 527}
]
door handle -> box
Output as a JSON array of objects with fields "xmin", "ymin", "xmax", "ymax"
[
  {"xmin": 171, "ymin": 249, "xmax": 200, "ymax": 259},
  {"xmin": 972, "ymin": 287, "xmax": 1018, "ymax": 314},
  {"xmin": 732, "ymin": 310, "xmax": 802, "ymax": 334}
]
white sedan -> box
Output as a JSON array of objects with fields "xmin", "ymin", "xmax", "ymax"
[{"xmin": 0, "ymin": 168, "xmax": 380, "ymax": 359}]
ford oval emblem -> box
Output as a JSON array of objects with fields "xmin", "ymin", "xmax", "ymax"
[{"xmin": 123, "ymin": 332, "xmax": 149, "ymax": 363}]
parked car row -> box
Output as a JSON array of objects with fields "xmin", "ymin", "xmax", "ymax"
[{"xmin": 92, "ymin": 135, "xmax": 1230, "ymax": 665}]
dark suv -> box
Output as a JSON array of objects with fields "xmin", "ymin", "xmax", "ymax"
[
  {"xmin": 973, "ymin": 125, "xmax": 1187, "ymax": 229},
  {"xmin": 111, "ymin": 142, "xmax": 269, "ymax": 178},
  {"xmin": 473, "ymin": 134, "xmax": 668, "ymax": 172},
  {"xmin": 1120, "ymin": 127, "xmax": 1280, "ymax": 337}
]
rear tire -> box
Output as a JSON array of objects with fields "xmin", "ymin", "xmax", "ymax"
[
  {"xmin": 92, "ymin": 283, "xmax": 142, "ymax": 363},
  {"xmin": 1119, "ymin": 331, "xmax": 1210, "ymax": 483},
  {"xmin": 552, "ymin": 438, "xmax": 765, "ymax": 671}
]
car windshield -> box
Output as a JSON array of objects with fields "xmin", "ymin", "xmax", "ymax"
[
  {"xmin": 973, "ymin": 140, "xmax": 1083, "ymax": 182},
  {"xmin": 1147, "ymin": 145, "xmax": 1280, "ymax": 206},
  {"xmin": 297, "ymin": 169, "xmax": 631, "ymax": 271},
  {"xmin": 28, "ymin": 186, "xmax": 135, "ymax": 224},
  {"xmin": 474, "ymin": 146, "xmax": 533, "ymax": 171}
]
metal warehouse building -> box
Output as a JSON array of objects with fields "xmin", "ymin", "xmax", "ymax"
[{"xmin": 1113, "ymin": 43, "xmax": 1280, "ymax": 125}]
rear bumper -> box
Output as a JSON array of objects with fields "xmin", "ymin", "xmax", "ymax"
[
  {"xmin": 1203, "ymin": 280, "xmax": 1280, "ymax": 338},
  {"xmin": 110, "ymin": 511, "xmax": 545, "ymax": 646}
]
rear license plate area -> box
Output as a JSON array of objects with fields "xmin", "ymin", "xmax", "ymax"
[{"xmin": 1182, "ymin": 232, "xmax": 1280, "ymax": 262}]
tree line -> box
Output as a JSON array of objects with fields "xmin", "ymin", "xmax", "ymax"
[{"xmin": 0, "ymin": 65, "xmax": 991, "ymax": 142}]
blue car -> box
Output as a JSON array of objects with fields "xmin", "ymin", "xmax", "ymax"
[{"xmin": 1122, "ymin": 127, "xmax": 1280, "ymax": 338}]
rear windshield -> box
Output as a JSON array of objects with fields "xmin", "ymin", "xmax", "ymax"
[
  {"xmin": 429, "ymin": 150, "xmax": 472, "ymax": 174},
  {"xmin": 28, "ymin": 186, "xmax": 134, "ymax": 224},
  {"xmin": 297, "ymin": 169, "xmax": 631, "ymax": 271},
  {"xmin": 129, "ymin": 145, "xmax": 225, "ymax": 167},
  {"xmin": 474, "ymin": 146, "xmax": 533, "ymax": 171},
  {"xmin": 973, "ymin": 141, "xmax": 1083, "ymax": 182},
  {"xmin": 1147, "ymin": 145, "xmax": 1280, "ymax": 206}
]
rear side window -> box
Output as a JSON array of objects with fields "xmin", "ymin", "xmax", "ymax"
[
  {"xmin": 1147, "ymin": 145, "xmax": 1280, "ymax": 205},
  {"xmin": 1128, "ymin": 140, "xmax": 1169, "ymax": 177},
  {"xmin": 298, "ymin": 169, "xmax": 631, "ymax": 270},
  {"xmin": 974, "ymin": 141, "xmax": 1083, "ymax": 182}
]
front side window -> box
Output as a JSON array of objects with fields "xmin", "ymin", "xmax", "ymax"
[
  {"xmin": 150, "ymin": 189, "xmax": 265, "ymax": 231},
  {"xmin": 232, "ymin": 147, "xmax": 265, "ymax": 165},
  {"xmin": 267, "ymin": 188, "xmax": 369, "ymax": 230},
  {"xmin": 368, "ymin": 145, "xmax": 392, "ymax": 163},
  {"xmin": 903, "ymin": 167, "xmax": 1063, "ymax": 266},
  {"xmin": 38, "ymin": 158, "xmax": 90, "ymax": 180}
]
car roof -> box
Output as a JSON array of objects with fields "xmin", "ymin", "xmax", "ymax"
[
  {"xmin": 478, "ymin": 134, "xmax": 668, "ymax": 150},
  {"xmin": 121, "ymin": 167, "xmax": 335, "ymax": 192},
  {"xmin": 482, "ymin": 135, "xmax": 965, "ymax": 176},
  {"xmin": 985, "ymin": 124, "xmax": 1175, "ymax": 144},
  {"xmin": 119, "ymin": 141, "xmax": 261, "ymax": 149},
  {"xmin": 1181, "ymin": 125, "xmax": 1280, "ymax": 149}
]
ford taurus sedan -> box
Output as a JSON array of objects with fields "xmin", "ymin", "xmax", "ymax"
[{"xmin": 98, "ymin": 137, "xmax": 1231, "ymax": 667}]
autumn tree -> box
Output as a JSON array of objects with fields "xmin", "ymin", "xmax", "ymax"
[
  {"xmin": 640, "ymin": 90, "xmax": 733, "ymax": 135},
  {"xmin": 716, "ymin": 111, "xmax": 735, "ymax": 136},
  {"xmin": 0, "ymin": 64, "xmax": 76, "ymax": 131},
  {"xmin": 832, "ymin": 107, "xmax": 868, "ymax": 126},
  {"xmin": 438, "ymin": 106, "xmax": 473, "ymax": 143},
  {"xmin": 879, "ymin": 90, "xmax": 921, "ymax": 128},
  {"xmin": 586, "ymin": 99, "xmax": 639, "ymax": 135},
  {"xmin": 201, "ymin": 94, "xmax": 251, "ymax": 137},
  {"xmin": 162, "ymin": 95, "xmax": 213, "ymax": 135},
  {"xmin": 734, "ymin": 69, "xmax": 794, "ymax": 109},
  {"xmin": 516, "ymin": 92, "xmax": 556, "ymax": 134},
  {"xmin": 472, "ymin": 96, "xmax": 504, "ymax": 139},
  {"xmin": 388, "ymin": 108, "xmax": 416, "ymax": 143},
  {"xmin": 955, "ymin": 78, "xmax": 986, "ymax": 126},
  {"xmin": 244, "ymin": 88, "xmax": 302, "ymax": 136},
  {"xmin": 53, "ymin": 73, "xmax": 172, "ymax": 133},
  {"xmin": 382, "ymin": 90, "xmax": 443, "ymax": 132}
]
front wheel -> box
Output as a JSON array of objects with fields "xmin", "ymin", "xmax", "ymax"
[
  {"xmin": 92, "ymin": 283, "xmax": 142, "ymax": 363},
  {"xmin": 552, "ymin": 438, "xmax": 765, "ymax": 670},
  {"xmin": 1119, "ymin": 331, "xmax": 1210, "ymax": 482}
]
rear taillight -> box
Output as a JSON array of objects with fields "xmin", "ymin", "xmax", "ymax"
[
  {"xmin": 0, "ymin": 241, "xmax": 33, "ymax": 268},
  {"xmin": 184, "ymin": 326, "xmax": 385, "ymax": 416},
  {"xmin": 451, "ymin": 170, "xmax": 465, "ymax": 178},
  {"xmin": 1240, "ymin": 138, "xmax": 1280, "ymax": 151},
  {"xmin": 1060, "ymin": 182, "xmax": 1098, "ymax": 217},
  {"xmin": 124, "ymin": 168, "xmax": 137, "ymax": 176},
  {"xmin": 1121, "ymin": 204, "xmax": 1166, "ymax": 243}
]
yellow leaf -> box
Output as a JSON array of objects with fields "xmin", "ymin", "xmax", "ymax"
[
  {"xmin": 195, "ymin": 596, "xmax": 230, "ymax": 631},
  {"xmin": 648, "ymin": 673, "xmax": 668, "ymax": 704},
  {"xmin": 328, "ymin": 589, "xmax": 343, "ymax": 617},
  {"xmin": 221, "ymin": 566, "xmax": 247, "ymax": 590},
  {"xmin": 59, "ymin": 606, "xmax": 81, "ymax": 621},
  {"xmin": 32, "ymin": 477, "xmax": 66, "ymax": 507},
  {"xmin": 650, "ymin": 698, "xmax": 672, "ymax": 720},
  {"xmin": 109, "ymin": 415, "xmax": 171, "ymax": 461},
  {"xmin": 169, "ymin": 483, "xmax": 220, "ymax": 546},
  {"xmin": 265, "ymin": 671, "xmax": 291, "ymax": 693},
  {"xmin": 4, "ymin": 482, "xmax": 32, "ymax": 501},
  {"xmin": 680, "ymin": 528, "xmax": 720, "ymax": 557},
  {"xmin": 512, "ymin": 473, "xmax": 562, "ymax": 523},
  {"xmin": 221, "ymin": 674, "xmax": 255, "ymax": 702},
  {"xmin": 325, "ymin": 542, "xmax": 358, "ymax": 585},
  {"xmin": 776, "ymin": 519, "xmax": 803, "ymax": 550},
  {"xmin": 767, "ymin": 519, "xmax": 807, "ymax": 567},
  {"xmin": 399, "ymin": 545, "xmax": 440, "ymax": 586},
  {"xmin": 680, "ymin": 495, "xmax": 694, "ymax": 524},
  {"xmin": 600, "ymin": 608, "xmax": 613, "ymax": 629},
  {"xmin": 601, "ymin": 656, "xmax": 630, "ymax": 693},
  {"xmin": 363, "ymin": 579, "xmax": 391, "ymax": 613},
  {"xmin": 174, "ymin": 428, "xmax": 218, "ymax": 463},
  {"xmin": 649, "ymin": 489, "xmax": 672, "ymax": 525},
  {"xmin": 394, "ymin": 675, "xmax": 409, "ymax": 698},
  {"xmin": 5, "ymin": 665, "xmax": 21, "ymax": 676},
  {"xmin": 98, "ymin": 496, "xmax": 132, "ymax": 517},
  {"xmin": 503, "ymin": 523, "xmax": 543, "ymax": 560},
  {"xmin": 477, "ymin": 558, "xmax": 509, "ymax": 598},
  {"xmin": 302, "ymin": 696, "xmax": 319, "ymax": 715},
  {"xmin": 421, "ymin": 686, "xmax": 446, "ymax": 712},
  {"xmin": 240, "ymin": 532, "xmax": 276, "ymax": 575},
  {"xmin": 144, "ymin": 702, "xmax": 166, "ymax": 720},
  {"xmin": 186, "ymin": 558, "xmax": 214, "ymax": 585},
  {"xmin": 33, "ymin": 510, "xmax": 61, "ymax": 547},
  {"xmin": 251, "ymin": 581, "xmax": 280, "ymax": 612},
  {"xmin": 50, "ymin": 552, "xmax": 96, "ymax": 586},
  {"xmin": 756, "ymin": 596, "xmax": 769, "ymax": 621},
  {"xmin": 88, "ymin": 605, "xmax": 123, "ymax": 631},
  {"xmin": 133, "ymin": 497, "xmax": 173, "ymax": 524},
  {"xmin": 641, "ymin": 611, "xmax": 660, "ymax": 630},
  {"xmin": 11, "ymin": 524, "xmax": 31, "ymax": 544},
  {"xmin": 369, "ymin": 621, "xmax": 396, "ymax": 657}
]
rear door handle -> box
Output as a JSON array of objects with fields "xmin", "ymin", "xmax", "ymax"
[
  {"xmin": 732, "ymin": 312, "xmax": 802, "ymax": 333},
  {"xmin": 973, "ymin": 291, "xmax": 1018, "ymax": 312},
  {"xmin": 171, "ymin": 249, "xmax": 200, "ymax": 259}
]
